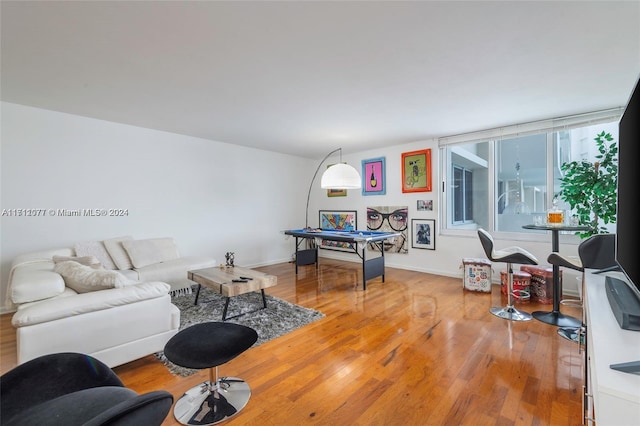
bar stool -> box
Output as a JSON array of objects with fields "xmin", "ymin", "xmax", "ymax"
[
  {"xmin": 163, "ymin": 322, "xmax": 258, "ymax": 426},
  {"xmin": 547, "ymin": 233, "xmax": 616, "ymax": 341},
  {"xmin": 477, "ymin": 229, "xmax": 539, "ymax": 321}
]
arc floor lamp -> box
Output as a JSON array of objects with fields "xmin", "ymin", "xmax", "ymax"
[{"xmin": 305, "ymin": 148, "xmax": 361, "ymax": 229}]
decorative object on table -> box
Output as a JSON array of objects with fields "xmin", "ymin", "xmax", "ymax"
[
  {"xmin": 0, "ymin": 352, "xmax": 173, "ymax": 425},
  {"xmin": 366, "ymin": 205, "xmax": 408, "ymax": 254},
  {"xmin": 417, "ymin": 199, "xmax": 433, "ymax": 211},
  {"xmin": 461, "ymin": 258, "xmax": 492, "ymax": 293},
  {"xmin": 318, "ymin": 210, "xmax": 357, "ymax": 252},
  {"xmin": 157, "ymin": 287, "xmax": 324, "ymax": 377},
  {"xmin": 558, "ymin": 131, "xmax": 618, "ymax": 238},
  {"xmin": 225, "ymin": 252, "xmax": 235, "ymax": 267},
  {"xmin": 546, "ymin": 197, "xmax": 565, "ymax": 225},
  {"xmin": 477, "ymin": 228, "xmax": 539, "ymax": 321},
  {"xmin": 411, "ymin": 218, "xmax": 435, "ymax": 250},
  {"xmin": 361, "ymin": 157, "xmax": 386, "ymax": 196},
  {"xmin": 304, "ymin": 147, "xmax": 361, "ymax": 228},
  {"xmin": 401, "ymin": 149, "xmax": 432, "ymax": 193}
]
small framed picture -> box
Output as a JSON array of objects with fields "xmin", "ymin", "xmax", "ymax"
[
  {"xmin": 326, "ymin": 164, "xmax": 347, "ymax": 197},
  {"xmin": 361, "ymin": 157, "xmax": 386, "ymax": 195},
  {"xmin": 411, "ymin": 219, "xmax": 435, "ymax": 250},
  {"xmin": 402, "ymin": 149, "xmax": 432, "ymax": 193},
  {"xmin": 417, "ymin": 199, "xmax": 433, "ymax": 211}
]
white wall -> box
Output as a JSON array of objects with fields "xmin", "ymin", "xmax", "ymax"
[
  {"xmin": 1, "ymin": 102, "xmax": 584, "ymax": 313},
  {"xmin": 1, "ymin": 102, "xmax": 311, "ymax": 312}
]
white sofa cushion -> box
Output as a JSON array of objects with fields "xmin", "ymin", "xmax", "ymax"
[
  {"xmin": 74, "ymin": 240, "xmax": 117, "ymax": 270},
  {"xmin": 135, "ymin": 256, "xmax": 218, "ymax": 283},
  {"xmin": 52, "ymin": 255, "xmax": 102, "ymax": 269},
  {"xmin": 103, "ymin": 236, "xmax": 134, "ymax": 270},
  {"xmin": 122, "ymin": 238, "xmax": 179, "ymax": 269},
  {"xmin": 11, "ymin": 281, "xmax": 171, "ymax": 327},
  {"xmin": 53, "ymin": 261, "xmax": 132, "ymax": 293},
  {"xmin": 10, "ymin": 262, "xmax": 66, "ymax": 304}
]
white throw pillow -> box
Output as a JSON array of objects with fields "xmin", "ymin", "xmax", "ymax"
[
  {"xmin": 103, "ymin": 236, "xmax": 134, "ymax": 270},
  {"xmin": 122, "ymin": 238, "xmax": 179, "ymax": 269},
  {"xmin": 73, "ymin": 241, "xmax": 117, "ymax": 270},
  {"xmin": 52, "ymin": 255, "xmax": 103, "ymax": 269},
  {"xmin": 53, "ymin": 261, "xmax": 131, "ymax": 293}
]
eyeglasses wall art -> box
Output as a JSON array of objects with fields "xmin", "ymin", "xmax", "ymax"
[
  {"xmin": 401, "ymin": 149, "xmax": 432, "ymax": 193},
  {"xmin": 366, "ymin": 205, "xmax": 408, "ymax": 254}
]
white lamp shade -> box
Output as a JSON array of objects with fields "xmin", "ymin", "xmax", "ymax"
[{"xmin": 320, "ymin": 163, "xmax": 362, "ymax": 189}]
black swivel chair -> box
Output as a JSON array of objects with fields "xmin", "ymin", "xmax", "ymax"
[
  {"xmin": 478, "ymin": 228, "xmax": 539, "ymax": 321},
  {"xmin": 0, "ymin": 352, "xmax": 173, "ymax": 426},
  {"xmin": 547, "ymin": 233, "xmax": 616, "ymax": 341}
]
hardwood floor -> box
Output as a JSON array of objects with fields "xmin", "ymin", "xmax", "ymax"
[{"xmin": 0, "ymin": 259, "xmax": 584, "ymax": 425}]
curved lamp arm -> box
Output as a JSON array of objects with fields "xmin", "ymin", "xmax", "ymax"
[{"xmin": 305, "ymin": 148, "xmax": 342, "ymax": 229}]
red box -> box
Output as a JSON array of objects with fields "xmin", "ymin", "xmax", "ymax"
[
  {"xmin": 520, "ymin": 265, "xmax": 561, "ymax": 305},
  {"xmin": 500, "ymin": 270, "xmax": 531, "ymax": 303}
]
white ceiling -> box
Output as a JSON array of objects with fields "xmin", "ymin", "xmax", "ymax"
[{"xmin": 2, "ymin": 1, "xmax": 639, "ymax": 159}]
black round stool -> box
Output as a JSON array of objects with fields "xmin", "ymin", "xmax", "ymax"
[{"xmin": 163, "ymin": 322, "xmax": 258, "ymax": 425}]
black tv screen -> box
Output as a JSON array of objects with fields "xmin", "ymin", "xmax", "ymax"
[{"xmin": 616, "ymin": 76, "xmax": 640, "ymax": 295}]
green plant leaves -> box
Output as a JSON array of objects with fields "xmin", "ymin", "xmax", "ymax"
[{"xmin": 558, "ymin": 131, "xmax": 618, "ymax": 238}]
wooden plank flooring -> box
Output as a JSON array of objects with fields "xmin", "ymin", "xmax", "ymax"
[{"xmin": 0, "ymin": 259, "xmax": 584, "ymax": 425}]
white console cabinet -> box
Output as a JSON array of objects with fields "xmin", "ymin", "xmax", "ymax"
[{"xmin": 583, "ymin": 270, "xmax": 640, "ymax": 425}]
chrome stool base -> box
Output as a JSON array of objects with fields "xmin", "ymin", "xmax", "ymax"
[
  {"xmin": 557, "ymin": 326, "xmax": 582, "ymax": 343},
  {"xmin": 490, "ymin": 305, "xmax": 532, "ymax": 321},
  {"xmin": 173, "ymin": 377, "xmax": 251, "ymax": 426}
]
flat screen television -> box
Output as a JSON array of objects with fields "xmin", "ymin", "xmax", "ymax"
[
  {"xmin": 606, "ymin": 75, "xmax": 640, "ymax": 373},
  {"xmin": 615, "ymin": 75, "xmax": 640, "ymax": 303}
]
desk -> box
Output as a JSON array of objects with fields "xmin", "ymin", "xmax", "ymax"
[
  {"xmin": 283, "ymin": 228, "xmax": 401, "ymax": 290},
  {"xmin": 522, "ymin": 224, "xmax": 589, "ymax": 327}
]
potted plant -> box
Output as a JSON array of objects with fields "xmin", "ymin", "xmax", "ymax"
[{"xmin": 558, "ymin": 131, "xmax": 618, "ymax": 239}]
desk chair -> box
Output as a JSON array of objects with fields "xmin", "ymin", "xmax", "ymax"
[
  {"xmin": 478, "ymin": 229, "xmax": 539, "ymax": 321},
  {"xmin": 547, "ymin": 233, "xmax": 616, "ymax": 341}
]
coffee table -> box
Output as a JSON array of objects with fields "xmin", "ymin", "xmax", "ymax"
[{"xmin": 188, "ymin": 266, "xmax": 278, "ymax": 321}]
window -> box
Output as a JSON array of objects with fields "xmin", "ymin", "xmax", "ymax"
[
  {"xmin": 440, "ymin": 110, "xmax": 621, "ymax": 236},
  {"xmin": 453, "ymin": 165, "xmax": 473, "ymax": 223}
]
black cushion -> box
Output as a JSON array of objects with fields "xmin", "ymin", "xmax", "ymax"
[
  {"xmin": 163, "ymin": 322, "xmax": 258, "ymax": 369},
  {"xmin": 0, "ymin": 352, "xmax": 124, "ymax": 423},
  {"xmin": 4, "ymin": 387, "xmax": 136, "ymax": 426},
  {"xmin": 0, "ymin": 352, "xmax": 173, "ymax": 426}
]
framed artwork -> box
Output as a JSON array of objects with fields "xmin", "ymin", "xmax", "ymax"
[
  {"xmin": 361, "ymin": 157, "xmax": 386, "ymax": 196},
  {"xmin": 326, "ymin": 164, "xmax": 347, "ymax": 197},
  {"xmin": 366, "ymin": 205, "xmax": 408, "ymax": 254},
  {"xmin": 417, "ymin": 199, "xmax": 433, "ymax": 211},
  {"xmin": 401, "ymin": 149, "xmax": 432, "ymax": 193},
  {"xmin": 411, "ymin": 219, "xmax": 435, "ymax": 250},
  {"xmin": 319, "ymin": 210, "xmax": 357, "ymax": 251}
]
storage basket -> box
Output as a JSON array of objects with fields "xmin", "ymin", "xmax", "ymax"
[
  {"xmin": 500, "ymin": 270, "xmax": 532, "ymax": 303},
  {"xmin": 462, "ymin": 258, "xmax": 492, "ymax": 293}
]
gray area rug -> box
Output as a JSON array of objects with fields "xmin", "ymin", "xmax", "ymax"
[{"xmin": 155, "ymin": 286, "xmax": 325, "ymax": 376}]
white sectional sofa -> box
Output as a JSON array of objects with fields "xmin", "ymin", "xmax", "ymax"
[{"xmin": 6, "ymin": 236, "xmax": 217, "ymax": 367}]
